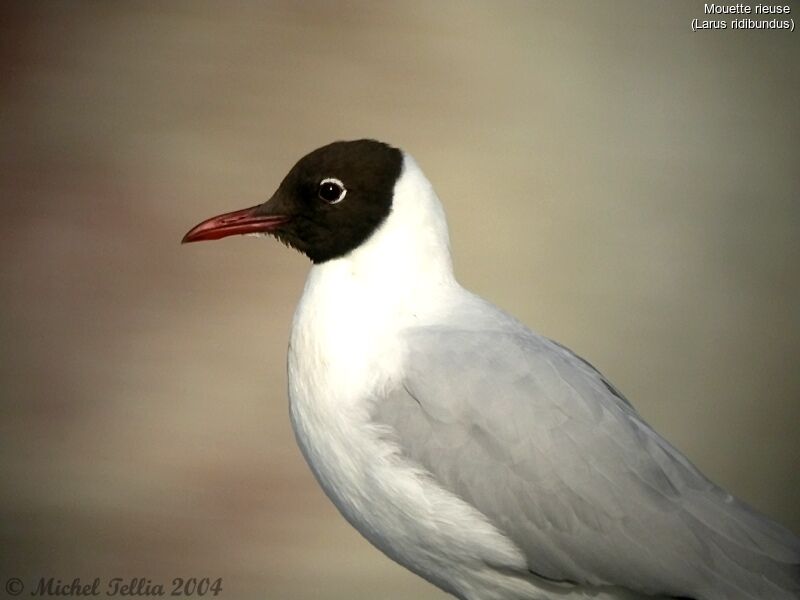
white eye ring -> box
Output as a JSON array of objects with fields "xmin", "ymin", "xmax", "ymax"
[{"xmin": 318, "ymin": 178, "xmax": 347, "ymax": 204}]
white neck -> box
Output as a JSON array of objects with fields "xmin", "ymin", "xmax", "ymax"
[
  {"xmin": 288, "ymin": 153, "xmax": 460, "ymax": 405},
  {"xmin": 329, "ymin": 152, "xmax": 456, "ymax": 304}
]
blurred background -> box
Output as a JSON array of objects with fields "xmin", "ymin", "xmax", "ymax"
[{"xmin": 1, "ymin": 2, "xmax": 798, "ymax": 599}]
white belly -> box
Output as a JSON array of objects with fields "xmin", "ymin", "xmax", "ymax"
[
  {"xmin": 287, "ymin": 354, "xmax": 540, "ymax": 600},
  {"xmin": 287, "ymin": 349, "xmax": 660, "ymax": 600}
]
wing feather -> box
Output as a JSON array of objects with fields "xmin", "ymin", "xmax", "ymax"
[{"xmin": 373, "ymin": 324, "xmax": 800, "ymax": 599}]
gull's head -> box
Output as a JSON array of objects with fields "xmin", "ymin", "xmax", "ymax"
[{"xmin": 182, "ymin": 139, "xmax": 419, "ymax": 264}]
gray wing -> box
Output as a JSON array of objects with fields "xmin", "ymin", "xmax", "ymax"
[{"xmin": 374, "ymin": 326, "xmax": 800, "ymax": 599}]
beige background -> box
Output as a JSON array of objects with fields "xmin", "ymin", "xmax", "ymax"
[{"xmin": 1, "ymin": 2, "xmax": 798, "ymax": 599}]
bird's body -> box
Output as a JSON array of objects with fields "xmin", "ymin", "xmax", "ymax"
[
  {"xmin": 183, "ymin": 140, "xmax": 800, "ymax": 599},
  {"xmin": 286, "ymin": 157, "xmax": 534, "ymax": 598}
]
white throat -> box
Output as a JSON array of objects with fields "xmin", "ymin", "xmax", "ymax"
[
  {"xmin": 287, "ymin": 153, "xmax": 459, "ymax": 405},
  {"xmin": 331, "ymin": 152, "xmax": 456, "ymax": 302}
]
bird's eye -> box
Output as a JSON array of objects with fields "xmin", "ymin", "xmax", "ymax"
[{"xmin": 318, "ymin": 178, "xmax": 346, "ymax": 204}]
